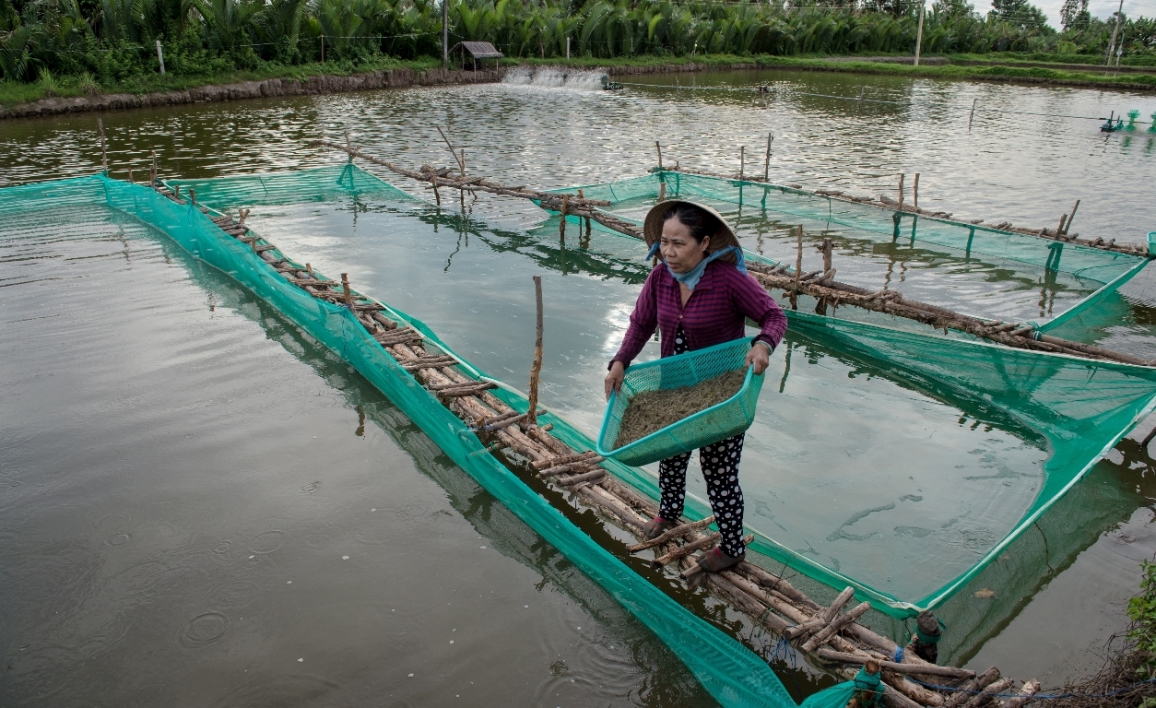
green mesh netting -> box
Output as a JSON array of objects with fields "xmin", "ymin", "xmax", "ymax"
[
  {"xmin": 551, "ymin": 171, "xmax": 1149, "ymax": 329},
  {"xmin": 539, "ymin": 169, "xmax": 1156, "ymax": 616},
  {"xmin": 161, "ymin": 165, "xmax": 1156, "ymax": 624},
  {"xmin": 598, "ymin": 338, "xmax": 766, "ymax": 466},
  {"xmin": 0, "ymin": 173, "xmax": 811, "ymax": 708}
]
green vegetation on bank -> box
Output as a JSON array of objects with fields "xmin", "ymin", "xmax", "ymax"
[
  {"xmin": 5, "ymin": 51, "xmax": 1155, "ymax": 108},
  {"xmin": 2, "ymin": 0, "xmax": 1154, "ymax": 91}
]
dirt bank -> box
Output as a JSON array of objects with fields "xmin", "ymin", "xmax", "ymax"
[{"xmin": 0, "ymin": 67, "xmax": 499, "ymax": 120}]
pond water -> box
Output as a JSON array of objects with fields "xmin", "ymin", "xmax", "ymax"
[{"xmin": 3, "ymin": 67, "xmax": 1156, "ymax": 704}]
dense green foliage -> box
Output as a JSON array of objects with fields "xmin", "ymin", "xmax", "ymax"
[
  {"xmin": 0, "ymin": 0, "xmax": 1153, "ymax": 88},
  {"xmin": 1129, "ymin": 560, "xmax": 1156, "ymax": 676}
]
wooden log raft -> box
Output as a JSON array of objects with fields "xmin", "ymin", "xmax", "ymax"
[{"xmin": 150, "ymin": 178, "xmax": 1042, "ymax": 708}]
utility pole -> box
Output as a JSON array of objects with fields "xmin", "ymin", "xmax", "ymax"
[
  {"xmin": 442, "ymin": 0, "xmax": 449, "ymax": 68},
  {"xmin": 1105, "ymin": 0, "xmax": 1124, "ymax": 65},
  {"xmin": 914, "ymin": 1, "xmax": 925, "ymax": 66}
]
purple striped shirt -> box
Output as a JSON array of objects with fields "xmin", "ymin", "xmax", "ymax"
[{"xmin": 612, "ymin": 260, "xmax": 788, "ymax": 366}]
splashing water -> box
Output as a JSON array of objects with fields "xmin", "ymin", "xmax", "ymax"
[{"xmin": 502, "ymin": 67, "xmax": 608, "ymax": 90}]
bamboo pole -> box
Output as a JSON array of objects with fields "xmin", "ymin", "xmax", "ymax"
[
  {"xmin": 1063, "ymin": 199, "xmax": 1080, "ymax": 236},
  {"xmin": 968, "ymin": 98, "xmax": 977, "ymax": 131},
  {"xmin": 898, "ymin": 173, "xmax": 905, "ymax": 210},
  {"xmin": 150, "ymin": 150, "xmax": 157, "ymax": 185},
  {"xmin": 436, "ymin": 125, "xmax": 467, "ymax": 173},
  {"xmin": 96, "ymin": 118, "xmax": 108, "ymax": 174},
  {"xmin": 655, "ymin": 141, "xmax": 663, "ymax": 169},
  {"xmin": 341, "ymin": 273, "xmax": 355, "ymax": 307},
  {"xmin": 913, "ymin": 173, "xmax": 920, "ymax": 210},
  {"xmin": 764, "ymin": 133, "xmax": 773, "ymax": 180},
  {"xmin": 739, "ymin": 145, "xmax": 745, "ymax": 180},
  {"xmin": 527, "ymin": 276, "xmax": 544, "ymax": 425}
]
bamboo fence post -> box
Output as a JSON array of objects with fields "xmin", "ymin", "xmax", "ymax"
[
  {"xmin": 150, "ymin": 150, "xmax": 157, "ymax": 185},
  {"xmin": 739, "ymin": 145, "xmax": 745, "ymax": 180},
  {"xmin": 528, "ymin": 276, "xmax": 544, "ymax": 425},
  {"xmin": 578, "ymin": 189, "xmax": 592, "ymax": 238},
  {"xmin": 306, "ymin": 262, "xmax": 314, "ymax": 277},
  {"xmin": 968, "ymin": 98, "xmax": 978, "ymax": 131},
  {"xmin": 460, "ymin": 149, "xmax": 467, "ymax": 210},
  {"xmin": 1056, "ymin": 214, "xmax": 1068, "ymax": 236},
  {"xmin": 97, "ymin": 118, "xmax": 108, "ymax": 174},
  {"xmin": 189, "ymin": 188, "xmax": 196, "ymax": 206},
  {"xmin": 790, "ymin": 225, "xmax": 803, "ymax": 310},
  {"xmin": 1063, "ymin": 199, "xmax": 1080, "ymax": 236},
  {"xmin": 913, "ymin": 173, "xmax": 920, "ymax": 210},
  {"xmin": 341, "ymin": 273, "xmax": 354, "ymax": 307},
  {"xmin": 898, "ymin": 174, "xmax": 905, "ymax": 210},
  {"xmin": 856, "ymin": 87, "xmax": 865, "ymax": 114},
  {"xmin": 559, "ymin": 195, "xmax": 569, "ymax": 238},
  {"xmin": 345, "ymin": 130, "xmax": 353, "ymax": 163},
  {"xmin": 127, "ymin": 168, "xmax": 134, "ymax": 184},
  {"xmin": 436, "ymin": 125, "xmax": 466, "ymax": 173},
  {"xmin": 764, "ymin": 133, "xmax": 773, "ymax": 180},
  {"xmin": 655, "ymin": 141, "xmax": 663, "ymax": 169}
]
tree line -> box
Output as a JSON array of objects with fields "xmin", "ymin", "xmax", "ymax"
[{"xmin": 1, "ymin": 0, "xmax": 1153, "ymax": 86}]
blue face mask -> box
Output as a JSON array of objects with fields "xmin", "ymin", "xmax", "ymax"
[{"xmin": 645, "ymin": 242, "xmax": 747, "ymax": 290}]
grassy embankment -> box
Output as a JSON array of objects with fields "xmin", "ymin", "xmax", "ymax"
[{"xmin": 4, "ymin": 52, "xmax": 1155, "ymax": 108}]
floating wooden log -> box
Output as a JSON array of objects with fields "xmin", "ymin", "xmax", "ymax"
[
  {"xmin": 801, "ymin": 601, "xmax": 872, "ymax": 653},
  {"xmin": 942, "ymin": 668, "xmax": 1000, "ymax": 708},
  {"xmin": 628, "ymin": 515, "xmax": 716, "ymax": 552},
  {"xmin": 814, "ymin": 649, "xmax": 974, "ymax": 679}
]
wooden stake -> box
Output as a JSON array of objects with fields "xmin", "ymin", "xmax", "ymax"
[
  {"xmin": 856, "ymin": 87, "xmax": 865, "ymax": 114},
  {"xmin": 435, "ymin": 125, "xmax": 466, "ymax": 173},
  {"xmin": 790, "ymin": 225, "xmax": 803, "ymax": 311},
  {"xmin": 739, "ymin": 145, "xmax": 745, "ymax": 180},
  {"xmin": 97, "ymin": 118, "xmax": 108, "ymax": 174},
  {"xmin": 559, "ymin": 195, "xmax": 569, "ymax": 237},
  {"xmin": 150, "ymin": 150, "xmax": 157, "ymax": 185},
  {"xmin": 913, "ymin": 172, "xmax": 920, "ymax": 209},
  {"xmin": 344, "ymin": 130, "xmax": 353, "ymax": 162},
  {"xmin": 1056, "ymin": 214, "xmax": 1068, "ymax": 236},
  {"xmin": 968, "ymin": 98, "xmax": 978, "ymax": 131},
  {"xmin": 127, "ymin": 168, "xmax": 134, "ymax": 184},
  {"xmin": 341, "ymin": 273, "xmax": 354, "ymax": 307},
  {"xmin": 764, "ymin": 133, "xmax": 773, "ymax": 180},
  {"xmin": 306, "ymin": 262, "xmax": 314, "ymax": 278},
  {"xmin": 1063, "ymin": 199, "xmax": 1080, "ymax": 236},
  {"xmin": 898, "ymin": 174, "xmax": 905, "ymax": 210},
  {"xmin": 189, "ymin": 188, "xmax": 196, "ymax": 206},
  {"xmin": 658, "ymin": 182, "xmax": 666, "ymax": 202},
  {"xmin": 655, "ymin": 141, "xmax": 663, "ymax": 170},
  {"xmin": 528, "ymin": 276, "xmax": 544, "ymax": 425}
]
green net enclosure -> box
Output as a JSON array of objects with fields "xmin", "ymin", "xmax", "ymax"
[
  {"xmin": 0, "ymin": 173, "xmax": 811, "ymax": 708},
  {"xmin": 551, "ymin": 171, "xmax": 1150, "ymax": 331},
  {"xmin": 159, "ymin": 165, "xmax": 1156, "ymax": 628}
]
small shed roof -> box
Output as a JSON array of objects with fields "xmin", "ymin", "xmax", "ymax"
[{"xmin": 451, "ymin": 41, "xmax": 503, "ymax": 59}]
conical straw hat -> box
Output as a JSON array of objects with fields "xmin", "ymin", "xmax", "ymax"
[{"xmin": 643, "ymin": 199, "xmax": 741, "ymax": 265}]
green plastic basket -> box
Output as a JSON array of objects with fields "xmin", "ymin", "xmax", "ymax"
[{"xmin": 597, "ymin": 338, "xmax": 766, "ymax": 466}]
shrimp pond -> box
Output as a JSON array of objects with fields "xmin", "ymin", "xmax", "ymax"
[{"xmin": 2, "ymin": 67, "xmax": 1156, "ymax": 705}]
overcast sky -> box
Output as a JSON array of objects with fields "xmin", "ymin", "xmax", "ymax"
[{"xmin": 970, "ymin": 0, "xmax": 1156, "ymax": 31}]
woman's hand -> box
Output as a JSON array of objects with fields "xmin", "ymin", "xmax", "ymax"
[
  {"xmin": 605, "ymin": 361, "xmax": 626, "ymax": 400},
  {"xmin": 746, "ymin": 342, "xmax": 771, "ymax": 375}
]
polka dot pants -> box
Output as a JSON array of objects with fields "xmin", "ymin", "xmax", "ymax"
[{"xmin": 657, "ymin": 326, "xmax": 747, "ymax": 558}]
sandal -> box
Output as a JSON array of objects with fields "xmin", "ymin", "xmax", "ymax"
[
  {"xmin": 695, "ymin": 546, "xmax": 745, "ymax": 573},
  {"xmin": 642, "ymin": 516, "xmax": 674, "ymax": 540}
]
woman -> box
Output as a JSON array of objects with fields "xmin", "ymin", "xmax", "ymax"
[{"xmin": 605, "ymin": 200, "xmax": 787, "ymax": 573}]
